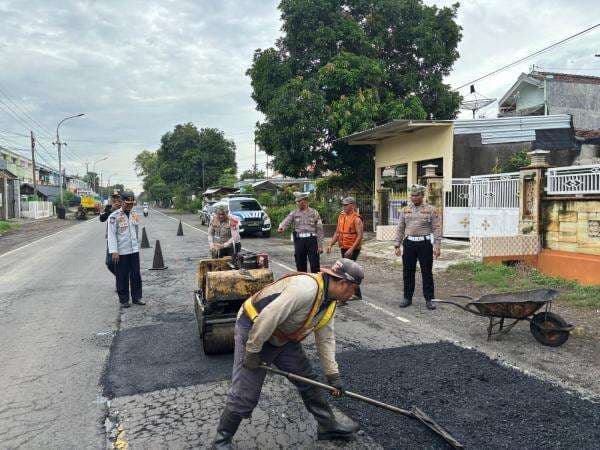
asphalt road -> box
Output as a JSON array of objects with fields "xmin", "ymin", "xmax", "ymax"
[{"xmin": 0, "ymin": 217, "xmax": 117, "ymax": 448}]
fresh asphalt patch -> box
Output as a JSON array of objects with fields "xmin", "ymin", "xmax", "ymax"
[
  {"xmin": 330, "ymin": 342, "xmax": 600, "ymax": 449},
  {"xmin": 101, "ymin": 316, "xmax": 233, "ymax": 398}
]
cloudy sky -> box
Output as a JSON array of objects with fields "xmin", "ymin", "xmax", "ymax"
[{"xmin": 0, "ymin": 1, "xmax": 598, "ymax": 192}]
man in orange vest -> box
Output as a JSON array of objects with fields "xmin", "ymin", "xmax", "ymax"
[
  {"xmin": 212, "ymin": 259, "xmax": 364, "ymax": 449},
  {"xmin": 327, "ymin": 196, "xmax": 364, "ymax": 298}
]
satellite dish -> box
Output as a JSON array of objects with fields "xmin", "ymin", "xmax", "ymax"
[{"xmin": 460, "ymin": 85, "xmax": 496, "ymax": 118}]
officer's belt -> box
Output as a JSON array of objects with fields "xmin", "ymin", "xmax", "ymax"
[
  {"xmin": 406, "ymin": 235, "xmax": 429, "ymax": 242},
  {"xmin": 296, "ymin": 232, "xmax": 316, "ymax": 238},
  {"xmin": 242, "ymin": 273, "xmax": 335, "ymax": 343}
]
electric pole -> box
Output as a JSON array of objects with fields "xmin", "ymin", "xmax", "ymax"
[
  {"xmin": 30, "ymin": 131, "xmax": 38, "ymax": 200},
  {"xmin": 254, "ymin": 141, "xmax": 257, "ymax": 177},
  {"xmin": 54, "ymin": 113, "xmax": 85, "ymax": 206}
]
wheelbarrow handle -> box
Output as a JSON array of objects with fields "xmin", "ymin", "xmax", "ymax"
[{"xmin": 431, "ymin": 298, "xmax": 484, "ymax": 316}]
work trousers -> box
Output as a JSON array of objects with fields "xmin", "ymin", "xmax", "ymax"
[
  {"xmin": 340, "ymin": 248, "xmax": 362, "ymax": 298},
  {"xmin": 225, "ymin": 321, "xmax": 317, "ymax": 418},
  {"xmin": 211, "ymin": 242, "xmax": 242, "ymax": 259},
  {"xmin": 116, "ymin": 252, "xmax": 142, "ymax": 304},
  {"xmin": 402, "ymin": 239, "xmax": 434, "ymax": 301},
  {"xmin": 293, "ymin": 235, "xmax": 320, "ymax": 273}
]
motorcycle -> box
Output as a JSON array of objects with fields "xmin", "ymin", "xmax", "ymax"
[{"xmin": 143, "ymin": 207, "xmax": 149, "ymax": 217}]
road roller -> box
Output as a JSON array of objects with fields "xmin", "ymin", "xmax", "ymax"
[{"xmin": 194, "ymin": 251, "xmax": 273, "ymax": 355}]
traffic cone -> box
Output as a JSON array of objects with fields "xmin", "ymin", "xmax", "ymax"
[
  {"xmin": 140, "ymin": 227, "xmax": 151, "ymax": 248},
  {"xmin": 149, "ymin": 240, "xmax": 168, "ymax": 270},
  {"xmin": 177, "ymin": 220, "xmax": 184, "ymax": 236}
]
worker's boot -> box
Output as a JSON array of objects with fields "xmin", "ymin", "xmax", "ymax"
[
  {"xmin": 399, "ymin": 297, "xmax": 412, "ymax": 308},
  {"xmin": 301, "ymin": 388, "xmax": 359, "ymax": 441},
  {"xmin": 212, "ymin": 407, "xmax": 242, "ymax": 450},
  {"xmin": 425, "ymin": 299, "xmax": 436, "ymax": 310}
]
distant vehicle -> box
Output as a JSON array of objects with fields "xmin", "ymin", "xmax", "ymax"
[
  {"xmin": 80, "ymin": 191, "xmax": 102, "ymax": 215},
  {"xmin": 213, "ymin": 196, "xmax": 271, "ymax": 237},
  {"xmin": 200, "ymin": 201, "xmax": 217, "ymax": 226},
  {"xmin": 143, "ymin": 202, "xmax": 149, "ymax": 208}
]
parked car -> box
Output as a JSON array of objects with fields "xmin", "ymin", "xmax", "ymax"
[
  {"xmin": 200, "ymin": 201, "xmax": 217, "ymax": 225},
  {"xmin": 213, "ymin": 196, "xmax": 271, "ymax": 237}
]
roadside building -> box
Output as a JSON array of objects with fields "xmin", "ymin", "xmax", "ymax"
[
  {"xmin": 0, "ymin": 159, "xmax": 20, "ymax": 220},
  {"xmin": 202, "ymin": 186, "xmax": 239, "ymax": 203}
]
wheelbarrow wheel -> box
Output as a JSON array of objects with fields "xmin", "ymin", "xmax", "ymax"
[
  {"xmin": 530, "ymin": 312, "xmax": 570, "ymax": 347},
  {"xmin": 203, "ymin": 326, "xmax": 235, "ymax": 355}
]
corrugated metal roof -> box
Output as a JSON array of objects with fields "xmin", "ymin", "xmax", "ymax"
[
  {"xmin": 454, "ymin": 114, "xmax": 572, "ymax": 144},
  {"xmin": 344, "ymin": 120, "xmax": 452, "ymax": 145}
]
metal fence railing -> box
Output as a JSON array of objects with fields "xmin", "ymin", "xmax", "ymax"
[
  {"xmin": 388, "ymin": 198, "xmax": 409, "ymax": 225},
  {"xmin": 470, "ymin": 172, "xmax": 520, "ymax": 209},
  {"xmin": 546, "ymin": 164, "xmax": 600, "ymax": 195},
  {"xmin": 444, "ymin": 178, "xmax": 470, "ymax": 208}
]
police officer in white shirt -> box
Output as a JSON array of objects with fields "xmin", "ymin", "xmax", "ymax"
[{"xmin": 108, "ymin": 192, "xmax": 145, "ymax": 308}]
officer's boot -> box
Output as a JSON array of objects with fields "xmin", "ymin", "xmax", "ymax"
[
  {"xmin": 425, "ymin": 299, "xmax": 437, "ymax": 310},
  {"xmin": 212, "ymin": 407, "xmax": 243, "ymax": 450},
  {"xmin": 301, "ymin": 387, "xmax": 359, "ymax": 441},
  {"xmin": 399, "ymin": 297, "xmax": 412, "ymax": 307}
]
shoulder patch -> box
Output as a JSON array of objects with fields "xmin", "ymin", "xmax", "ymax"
[{"xmin": 110, "ymin": 216, "xmax": 116, "ymax": 223}]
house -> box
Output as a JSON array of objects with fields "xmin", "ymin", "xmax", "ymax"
[
  {"xmin": 235, "ymin": 177, "xmax": 317, "ymax": 193},
  {"xmin": 20, "ymin": 183, "xmax": 62, "ymax": 203},
  {"xmin": 251, "ymin": 180, "xmax": 281, "ymax": 195},
  {"xmin": 345, "ymin": 114, "xmax": 576, "ymax": 200},
  {"xmin": 498, "ymin": 70, "xmax": 600, "ymax": 130},
  {"xmin": 202, "ymin": 186, "xmax": 239, "ymax": 202},
  {"xmin": 0, "ymin": 159, "xmax": 20, "ymax": 219}
]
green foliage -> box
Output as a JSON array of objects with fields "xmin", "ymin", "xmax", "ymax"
[
  {"xmin": 257, "ymin": 192, "xmax": 275, "ymax": 207},
  {"xmin": 502, "ymin": 151, "xmax": 531, "ymax": 172},
  {"xmin": 448, "ymin": 261, "xmax": 600, "ymax": 308},
  {"xmin": 53, "ymin": 190, "xmax": 76, "ymax": 207},
  {"xmin": 135, "ymin": 124, "xmax": 237, "ymax": 205},
  {"xmin": 248, "ymin": 0, "xmax": 462, "ymax": 189},
  {"xmin": 0, "ymin": 221, "xmax": 20, "ymax": 234},
  {"xmin": 239, "ymin": 169, "xmax": 266, "ymax": 180},
  {"xmin": 264, "ymin": 204, "xmax": 295, "ymax": 235}
]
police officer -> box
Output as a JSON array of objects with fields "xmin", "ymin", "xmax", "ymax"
[
  {"xmin": 394, "ymin": 184, "xmax": 442, "ymax": 310},
  {"xmin": 278, "ymin": 192, "xmax": 324, "ymax": 273},
  {"xmin": 212, "ymin": 259, "xmax": 364, "ymax": 449},
  {"xmin": 208, "ymin": 205, "xmax": 241, "ymax": 258},
  {"xmin": 100, "ymin": 191, "xmax": 121, "ymax": 275},
  {"xmin": 108, "ymin": 192, "xmax": 145, "ymax": 308}
]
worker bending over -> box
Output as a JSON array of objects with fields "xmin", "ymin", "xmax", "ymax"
[{"xmin": 213, "ymin": 259, "xmax": 364, "ymax": 449}]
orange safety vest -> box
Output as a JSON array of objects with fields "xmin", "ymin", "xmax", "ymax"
[{"xmin": 336, "ymin": 211, "xmax": 362, "ymax": 249}]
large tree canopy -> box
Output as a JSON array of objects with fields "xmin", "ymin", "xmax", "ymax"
[
  {"xmin": 248, "ymin": 0, "xmax": 462, "ymax": 189},
  {"xmin": 135, "ymin": 124, "xmax": 237, "ymax": 204}
]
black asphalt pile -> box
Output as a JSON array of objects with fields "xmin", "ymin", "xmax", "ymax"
[
  {"xmin": 331, "ymin": 342, "xmax": 600, "ymax": 449},
  {"xmin": 102, "ymin": 317, "xmax": 233, "ymax": 398}
]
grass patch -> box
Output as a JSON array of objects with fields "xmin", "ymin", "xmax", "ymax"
[
  {"xmin": 0, "ymin": 221, "xmax": 20, "ymax": 234},
  {"xmin": 448, "ymin": 261, "xmax": 600, "ymax": 308}
]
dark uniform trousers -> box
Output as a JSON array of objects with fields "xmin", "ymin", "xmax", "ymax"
[
  {"xmin": 226, "ymin": 319, "xmax": 317, "ymax": 418},
  {"xmin": 293, "ymin": 235, "xmax": 320, "ymax": 273},
  {"xmin": 212, "ymin": 242, "xmax": 242, "ymax": 259},
  {"xmin": 402, "ymin": 239, "xmax": 434, "ymax": 301},
  {"xmin": 105, "ymin": 244, "xmax": 116, "ymax": 276},
  {"xmin": 115, "ymin": 252, "xmax": 142, "ymax": 303}
]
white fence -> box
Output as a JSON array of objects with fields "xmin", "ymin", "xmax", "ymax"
[
  {"xmin": 21, "ymin": 201, "xmax": 54, "ymax": 219},
  {"xmin": 546, "ymin": 164, "xmax": 600, "ymax": 195},
  {"xmin": 388, "ymin": 198, "xmax": 409, "ymax": 225},
  {"xmin": 469, "ymin": 172, "xmax": 520, "ymax": 237},
  {"xmin": 443, "ymin": 179, "xmax": 470, "ymax": 238}
]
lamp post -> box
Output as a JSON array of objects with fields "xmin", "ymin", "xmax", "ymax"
[
  {"xmin": 92, "ymin": 156, "xmax": 108, "ymax": 193},
  {"xmin": 54, "ymin": 113, "xmax": 85, "ymax": 206}
]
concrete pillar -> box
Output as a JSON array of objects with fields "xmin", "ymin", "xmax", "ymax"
[
  {"xmin": 422, "ymin": 164, "xmax": 444, "ymax": 209},
  {"xmin": 518, "ymin": 150, "xmax": 550, "ymax": 235},
  {"xmin": 2, "ymin": 175, "xmax": 7, "ymax": 220},
  {"xmin": 377, "ymin": 188, "xmax": 391, "ymax": 226}
]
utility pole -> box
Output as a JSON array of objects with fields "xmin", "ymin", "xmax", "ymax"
[
  {"xmin": 30, "ymin": 131, "xmax": 38, "ymax": 200},
  {"xmin": 202, "ymin": 158, "xmax": 206, "ymax": 190},
  {"xmin": 266, "ymin": 155, "xmax": 269, "ymax": 178},
  {"xmin": 54, "ymin": 113, "xmax": 85, "ymax": 206},
  {"xmin": 254, "ymin": 141, "xmax": 257, "ymax": 177}
]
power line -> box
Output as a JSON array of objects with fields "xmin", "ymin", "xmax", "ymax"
[
  {"xmin": 454, "ymin": 23, "xmax": 600, "ymax": 90},
  {"xmin": 0, "ymin": 84, "xmax": 55, "ymax": 140}
]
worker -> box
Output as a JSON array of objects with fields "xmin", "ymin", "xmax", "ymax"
[
  {"xmin": 100, "ymin": 191, "xmax": 121, "ymax": 276},
  {"xmin": 208, "ymin": 205, "xmax": 241, "ymax": 258},
  {"xmin": 394, "ymin": 184, "xmax": 441, "ymax": 310},
  {"xmin": 107, "ymin": 191, "xmax": 145, "ymax": 308},
  {"xmin": 277, "ymin": 192, "xmax": 324, "ymax": 273},
  {"xmin": 327, "ymin": 196, "xmax": 364, "ymax": 299},
  {"xmin": 212, "ymin": 258, "xmax": 364, "ymax": 449}
]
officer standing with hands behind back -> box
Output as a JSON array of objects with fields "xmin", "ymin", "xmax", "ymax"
[
  {"xmin": 394, "ymin": 184, "xmax": 441, "ymax": 310},
  {"xmin": 278, "ymin": 192, "xmax": 324, "ymax": 273}
]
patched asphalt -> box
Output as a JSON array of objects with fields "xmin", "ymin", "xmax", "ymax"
[
  {"xmin": 102, "ymin": 316, "xmax": 233, "ymax": 398},
  {"xmin": 330, "ymin": 342, "xmax": 600, "ymax": 449}
]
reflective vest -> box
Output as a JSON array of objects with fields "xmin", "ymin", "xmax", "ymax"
[
  {"xmin": 336, "ymin": 211, "xmax": 362, "ymax": 249},
  {"xmin": 242, "ymin": 273, "xmax": 336, "ymax": 343}
]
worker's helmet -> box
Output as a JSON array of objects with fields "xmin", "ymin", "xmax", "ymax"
[{"xmin": 321, "ymin": 259, "xmax": 364, "ymax": 285}]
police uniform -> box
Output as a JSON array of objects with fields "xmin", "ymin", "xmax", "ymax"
[
  {"xmin": 279, "ymin": 192, "xmax": 324, "ymax": 273},
  {"xmin": 208, "ymin": 211, "xmax": 241, "ymax": 258},
  {"xmin": 100, "ymin": 191, "xmax": 121, "ymax": 276},
  {"xmin": 107, "ymin": 193, "xmax": 143, "ymax": 305},
  {"xmin": 394, "ymin": 185, "xmax": 442, "ymax": 309},
  {"xmin": 213, "ymin": 259, "xmax": 364, "ymax": 448}
]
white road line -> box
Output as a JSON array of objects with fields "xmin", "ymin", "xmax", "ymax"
[
  {"xmin": 155, "ymin": 209, "xmax": 410, "ymax": 324},
  {"xmin": 0, "ymin": 219, "xmax": 94, "ymax": 259}
]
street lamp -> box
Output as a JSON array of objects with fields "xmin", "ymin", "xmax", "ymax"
[
  {"xmin": 54, "ymin": 113, "xmax": 85, "ymax": 206},
  {"xmin": 92, "ymin": 156, "xmax": 108, "ymax": 193}
]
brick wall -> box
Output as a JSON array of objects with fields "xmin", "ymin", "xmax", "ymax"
[{"xmin": 542, "ymin": 199, "xmax": 600, "ymax": 256}]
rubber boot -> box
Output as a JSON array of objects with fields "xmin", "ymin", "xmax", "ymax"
[
  {"xmin": 301, "ymin": 388, "xmax": 359, "ymax": 441},
  {"xmin": 399, "ymin": 297, "xmax": 412, "ymax": 308},
  {"xmin": 212, "ymin": 407, "xmax": 243, "ymax": 450}
]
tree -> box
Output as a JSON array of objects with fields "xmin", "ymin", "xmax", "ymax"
[
  {"xmin": 247, "ymin": 0, "xmax": 462, "ymax": 190},
  {"xmin": 240, "ymin": 168, "xmax": 266, "ymax": 180},
  {"xmin": 217, "ymin": 168, "xmax": 237, "ymax": 187},
  {"xmin": 83, "ymin": 172, "xmax": 99, "ymax": 191}
]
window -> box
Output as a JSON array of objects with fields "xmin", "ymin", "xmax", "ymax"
[{"xmin": 229, "ymin": 199, "xmax": 261, "ymax": 211}]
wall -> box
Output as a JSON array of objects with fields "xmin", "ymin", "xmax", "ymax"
[
  {"xmin": 548, "ymin": 80, "xmax": 600, "ymax": 130},
  {"xmin": 542, "ymin": 199, "xmax": 600, "ymax": 256},
  {"xmin": 516, "ymin": 82, "xmax": 544, "ymax": 110},
  {"xmin": 374, "ymin": 125, "xmax": 453, "ymax": 208}
]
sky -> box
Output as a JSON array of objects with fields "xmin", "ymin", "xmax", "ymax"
[{"xmin": 0, "ymin": 0, "xmax": 598, "ymax": 193}]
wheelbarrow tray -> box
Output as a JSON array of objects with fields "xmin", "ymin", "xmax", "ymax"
[{"xmin": 470, "ymin": 289, "xmax": 558, "ymax": 319}]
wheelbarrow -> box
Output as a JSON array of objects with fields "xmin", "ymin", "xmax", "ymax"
[{"xmin": 432, "ymin": 289, "xmax": 574, "ymax": 347}]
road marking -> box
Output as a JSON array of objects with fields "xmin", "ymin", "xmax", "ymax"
[
  {"xmin": 0, "ymin": 219, "xmax": 94, "ymax": 259},
  {"xmin": 155, "ymin": 209, "xmax": 410, "ymax": 324}
]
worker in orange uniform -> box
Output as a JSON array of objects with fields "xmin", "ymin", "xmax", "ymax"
[{"xmin": 327, "ymin": 197, "xmax": 364, "ymax": 299}]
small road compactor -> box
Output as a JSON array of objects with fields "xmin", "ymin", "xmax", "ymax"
[{"xmin": 194, "ymin": 251, "xmax": 273, "ymax": 355}]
